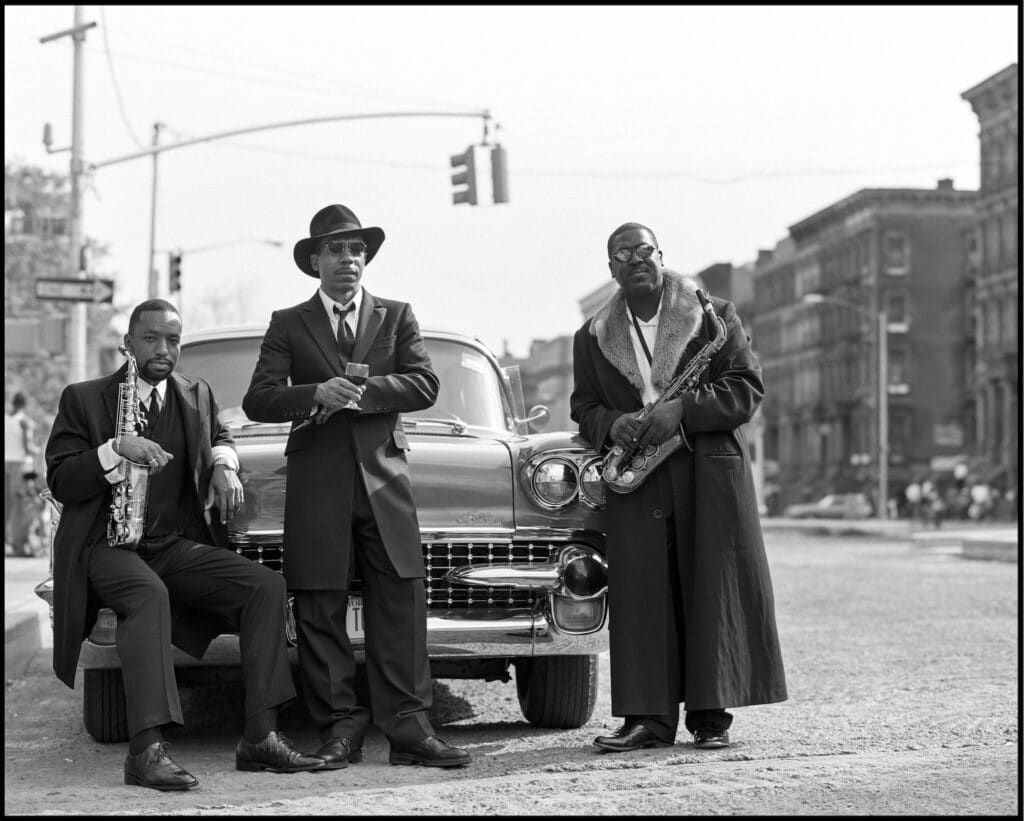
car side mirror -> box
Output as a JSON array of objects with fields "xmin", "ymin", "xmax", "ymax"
[{"xmin": 517, "ymin": 404, "xmax": 550, "ymax": 431}]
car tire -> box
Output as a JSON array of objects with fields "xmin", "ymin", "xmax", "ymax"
[
  {"xmin": 513, "ymin": 655, "xmax": 598, "ymax": 729},
  {"xmin": 83, "ymin": 668, "xmax": 129, "ymax": 743}
]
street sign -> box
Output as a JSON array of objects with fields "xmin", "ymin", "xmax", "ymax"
[{"xmin": 35, "ymin": 277, "xmax": 114, "ymax": 303}]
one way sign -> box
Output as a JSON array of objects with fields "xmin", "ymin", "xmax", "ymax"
[{"xmin": 35, "ymin": 277, "xmax": 115, "ymax": 303}]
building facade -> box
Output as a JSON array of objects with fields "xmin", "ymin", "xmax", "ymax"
[
  {"xmin": 961, "ymin": 64, "xmax": 1019, "ymax": 491},
  {"xmin": 752, "ymin": 183, "xmax": 979, "ymax": 512}
]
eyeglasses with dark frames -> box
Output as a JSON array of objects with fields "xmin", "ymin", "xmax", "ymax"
[
  {"xmin": 611, "ymin": 243, "xmax": 657, "ymax": 263},
  {"xmin": 321, "ymin": 239, "xmax": 367, "ymax": 256}
]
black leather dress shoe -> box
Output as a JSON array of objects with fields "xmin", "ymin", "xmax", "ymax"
[
  {"xmin": 389, "ymin": 735, "xmax": 471, "ymax": 767},
  {"xmin": 235, "ymin": 730, "xmax": 326, "ymax": 773},
  {"xmin": 124, "ymin": 742, "xmax": 199, "ymax": 791},
  {"xmin": 593, "ymin": 723, "xmax": 671, "ymax": 753},
  {"xmin": 315, "ymin": 737, "xmax": 363, "ymax": 769},
  {"xmin": 693, "ymin": 728, "xmax": 730, "ymax": 749}
]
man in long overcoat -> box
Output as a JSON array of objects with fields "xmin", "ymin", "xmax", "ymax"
[
  {"xmin": 571, "ymin": 222, "xmax": 787, "ymax": 752},
  {"xmin": 242, "ymin": 203, "xmax": 470, "ymax": 768}
]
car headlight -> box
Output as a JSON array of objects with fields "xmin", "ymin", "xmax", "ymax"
[
  {"xmin": 528, "ymin": 456, "xmax": 579, "ymax": 510},
  {"xmin": 578, "ymin": 457, "xmax": 606, "ymax": 509}
]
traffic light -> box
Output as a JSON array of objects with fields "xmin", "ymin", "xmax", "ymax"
[
  {"xmin": 168, "ymin": 250, "xmax": 182, "ymax": 293},
  {"xmin": 491, "ymin": 144, "xmax": 509, "ymax": 204},
  {"xmin": 450, "ymin": 145, "xmax": 478, "ymax": 206}
]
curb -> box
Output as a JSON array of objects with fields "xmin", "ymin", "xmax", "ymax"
[
  {"xmin": 962, "ymin": 538, "xmax": 1018, "ymax": 563},
  {"xmin": 4, "ymin": 610, "xmax": 41, "ymax": 680}
]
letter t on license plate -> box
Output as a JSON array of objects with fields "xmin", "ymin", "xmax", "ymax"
[{"xmin": 347, "ymin": 595, "xmax": 364, "ymax": 641}]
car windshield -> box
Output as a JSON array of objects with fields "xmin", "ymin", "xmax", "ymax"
[{"xmin": 178, "ymin": 335, "xmax": 512, "ymax": 432}]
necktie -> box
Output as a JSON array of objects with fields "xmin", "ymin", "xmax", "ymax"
[
  {"xmin": 146, "ymin": 390, "xmax": 161, "ymax": 431},
  {"xmin": 335, "ymin": 304, "xmax": 355, "ymax": 362}
]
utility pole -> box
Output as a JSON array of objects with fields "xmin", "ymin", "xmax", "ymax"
[
  {"xmin": 147, "ymin": 122, "xmax": 163, "ymax": 298},
  {"xmin": 877, "ymin": 309, "xmax": 889, "ymax": 520},
  {"xmin": 40, "ymin": 6, "xmax": 96, "ymax": 384}
]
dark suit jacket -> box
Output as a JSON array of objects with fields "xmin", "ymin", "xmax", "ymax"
[
  {"xmin": 242, "ymin": 289, "xmax": 439, "ymax": 589},
  {"xmin": 45, "ymin": 364, "xmax": 236, "ymax": 688}
]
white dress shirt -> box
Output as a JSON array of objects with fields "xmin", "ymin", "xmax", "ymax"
[
  {"xmin": 319, "ymin": 286, "xmax": 362, "ymax": 339},
  {"xmin": 628, "ymin": 301, "xmax": 662, "ymax": 407}
]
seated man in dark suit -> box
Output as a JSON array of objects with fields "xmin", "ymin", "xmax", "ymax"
[{"xmin": 45, "ymin": 299, "xmax": 325, "ymax": 791}]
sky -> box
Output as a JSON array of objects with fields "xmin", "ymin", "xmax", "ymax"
[{"xmin": 4, "ymin": 5, "xmax": 1019, "ymax": 358}]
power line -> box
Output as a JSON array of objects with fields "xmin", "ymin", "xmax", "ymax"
[
  {"xmin": 100, "ymin": 24, "xmax": 477, "ymax": 111},
  {"xmin": 98, "ymin": 8, "xmax": 145, "ymax": 149}
]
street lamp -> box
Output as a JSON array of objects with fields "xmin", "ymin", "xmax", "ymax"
[{"xmin": 802, "ymin": 292, "xmax": 888, "ymax": 520}]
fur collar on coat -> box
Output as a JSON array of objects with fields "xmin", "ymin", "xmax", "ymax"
[{"xmin": 589, "ymin": 269, "xmax": 704, "ymax": 393}]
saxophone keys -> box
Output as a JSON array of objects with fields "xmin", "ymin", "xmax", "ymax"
[
  {"xmin": 621, "ymin": 470, "xmax": 635, "ymax": 484},
  {"xmin": 643, "ymin": 445, "xmax": 658, "ymax": 457}
]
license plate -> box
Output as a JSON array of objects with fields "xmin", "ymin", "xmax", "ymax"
[{"xmin": 347, "ymin": 595, "xmax": 364, "ymax": 641}]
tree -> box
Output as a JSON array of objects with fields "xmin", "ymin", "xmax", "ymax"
[{"xmin": 4, "ymin": 162, "xmax": 120, "ymax": 426}]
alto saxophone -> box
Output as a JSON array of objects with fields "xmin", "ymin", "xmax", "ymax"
[
  {"xmin": 601, "ymin": 289, "xmax": 728, "ymax": 494},
  {"xmin": 107, "ymin": 350, "xmax": 151, "ymax": 548}
]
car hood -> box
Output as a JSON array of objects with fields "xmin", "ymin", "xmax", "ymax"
[{"xmin": 228, "ymin": 430, "xmax": 514, "ymax": 535}]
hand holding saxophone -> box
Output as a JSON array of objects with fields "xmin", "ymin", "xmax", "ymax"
[
  {"xmin": 633, "ymin": 398, "xmax": 685, "ymax": 449},
  {"xmin": 114, "ymin": 434, "xmax": 174, "ymax": 474}
]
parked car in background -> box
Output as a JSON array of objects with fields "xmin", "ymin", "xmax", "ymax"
[
  {"xmin": 783, "ymin": 493, "xmax": 874, "ymax": 520},
  {"xmin": 37, "ymin": 326, "xmax": 610, "ymax": 743}
]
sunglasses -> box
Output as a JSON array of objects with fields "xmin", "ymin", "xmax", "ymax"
[
  {"xmin": 611, "ymin": 243, "xmax": 658, "ymax": 263},
  {"xmin": 321, "ymin": 239, "xmax": 367, "ymax": 256}
]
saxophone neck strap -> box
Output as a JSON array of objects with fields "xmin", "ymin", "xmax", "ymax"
[{"xmin": 628, "ymin": 309, "xmax": 654, "ymax": 366}]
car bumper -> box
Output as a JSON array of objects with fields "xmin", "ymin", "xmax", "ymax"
[{"xmin": 78, "ymin": 609, "xmax": 608, "ymax": 669}]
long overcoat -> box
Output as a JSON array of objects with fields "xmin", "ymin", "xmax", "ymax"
[
  {"xmin": 45, "ymin": 365, "xmax": 234, "ymax": 688},
  {"xmin": 571, "ymin": 271, "xmax": 787, "ymax": 713},
  {"xmin": 242, "ymin": 289, "xmax": 439, "ymax": 589}
]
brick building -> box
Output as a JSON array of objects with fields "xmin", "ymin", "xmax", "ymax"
[
  {"xmin": 751, "ymin": 183, "xmax": 978, "ymax": 511},
  {"xmin": 961, "ymin": 64, "xmax": 1019, "ymax": 491}
]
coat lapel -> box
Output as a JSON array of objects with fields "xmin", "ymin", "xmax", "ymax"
[
  {"xmin": 168, "ymin": 372, "xmax": 202, "ymax": 478},
  {"xmin": 297, "ymin": 292, "xmax": 345, "ymax": 377},
  {"xmin": 351, "ymin": 289, "xmax": 387, "ymax": 364},
  {"xmin": 589, "ymin": 270, "xmax": 704, "ymax": 394}
]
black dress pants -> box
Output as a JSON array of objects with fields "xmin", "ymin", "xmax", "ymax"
[
  {"xmin": 87, "ymin": 538, "xmax": 296, "ymax": 737},
  {"xmin": 291, "ymin": 471, "xmax": 433, "ymax": 748}
]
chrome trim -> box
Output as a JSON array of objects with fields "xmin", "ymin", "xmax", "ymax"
[
  {"xmin": 80, "ymin": 612, "xmax": 608, "ymax": 669},
  {"xmin": 577, "ymin": 456, "xmax": 607, "ymax": 510},
  {"xmin": 447, "ymin": 562, "xmax": 560, "ymax": 589}
]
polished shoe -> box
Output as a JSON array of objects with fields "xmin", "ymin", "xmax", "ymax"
[
  {"xmin": 693, "ymin": 728, "xmax": 731, "ymax": 749},
  {"xmin": 315, "ymin": 736, "xmax": 363, "ymax": 770},
  {"xmin": 389, "ymin": 735, "xmax": 471, "ymax": 767},
  {"xmin": 235, "ymin": 730, "xmax": 326, "ymax": 773},
  {"xmin": 124, "ymin": 741, "xmax": 199, "ymax": 791},
  {"xmin": 593, "ymin": 723, "xmax": 671, "ymax": 753}
]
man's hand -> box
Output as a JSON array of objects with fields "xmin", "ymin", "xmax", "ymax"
[
  {"xmin": 634, "ymin": 398, "xmax": 685, "ymax": 449},
  {"xmin": 313, "ymin": 377, "xmax": 364, "ymax": 411},
  {"xmin": 115, "ymin": 435, "xmax": 173, "ymax": 473},
  {"xmin": 205, "ymin": 465, "xmax": 244, "ymax": 524},
  {"xmin": 609, "ymin": 411, "xmax": 644, "ymax": 447}
]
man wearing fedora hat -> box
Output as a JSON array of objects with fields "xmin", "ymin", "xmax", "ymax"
[{"xmin": 243, "ymin": 204, "xmax": 470, "ymax": 768}]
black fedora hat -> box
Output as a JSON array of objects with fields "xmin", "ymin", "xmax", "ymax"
[{"xmin": 293, "ymin": 204, "xmax": 386, "ymax": 277}]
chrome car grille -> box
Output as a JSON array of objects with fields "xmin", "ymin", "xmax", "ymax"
[{"xmin": 234, "ymin": 539, "xmax": 555, "ymax": 614}]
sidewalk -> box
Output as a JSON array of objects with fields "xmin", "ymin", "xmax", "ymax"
[{"xmin": 4, "ymin": 555, "xmax": 51, "ymax": 681}]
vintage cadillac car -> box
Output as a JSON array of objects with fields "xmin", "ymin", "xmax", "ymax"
[{"xmin": 37, "ymin": 326, "xmax": 610, "ymax": 743}]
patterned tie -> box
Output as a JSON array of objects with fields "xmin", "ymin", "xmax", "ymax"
[{"xmin": 334, "ymin": 303, "xmax": 356, "ymax": 362}]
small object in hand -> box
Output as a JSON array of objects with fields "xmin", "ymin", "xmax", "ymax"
[{"xmin": 344, "ymin": 363, "xmax": 369, "ymax": 409}]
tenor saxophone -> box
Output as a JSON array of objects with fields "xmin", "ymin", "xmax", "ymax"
[
  {"xmin": 107, "ymin": 350, "xmax": 151, "ymax": 548},
  {"xmin": 601, "ymin": 289, "xmax": 728, "ymax": 494}
]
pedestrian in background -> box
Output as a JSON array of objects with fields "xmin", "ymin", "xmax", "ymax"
[
  {"xmin": 571, "ymin": 221, "xmax": 787, "ymax": 754},
  {"xmin": 45, "ymin": 299, "xmax": 325, "ymax": 791},
  {"xmin": 5, "ymin": 391, "xmax": 39, "ymax": 555},
  {"xmin": 243, "ymin": 203, "xmax": 470, "ymax": 769}
]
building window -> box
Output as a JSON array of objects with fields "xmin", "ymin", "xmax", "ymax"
[
  {"xmin": 885, "ymin": 291, "xmax": 909, "ymax": 331},
  {"xmin": 883, "ymin": 232, "xmax": 909, "ymax": 275},
  {"xmin": 888, "ymin": 347, "xmax": 910, "ymax": 393}
]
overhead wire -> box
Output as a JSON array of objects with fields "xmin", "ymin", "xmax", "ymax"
[{"xmin": 98, "ymin": 7, "xmax": 145, "ymax": 150}]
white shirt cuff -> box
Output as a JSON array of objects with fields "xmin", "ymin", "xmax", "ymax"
[
  {"xmin": 211, "ymin": 446, "xmax": 239, "ymax": 471},
  {"xmin": 98, "ymin": 439, "xmax": 126, "ymax": 484}
]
